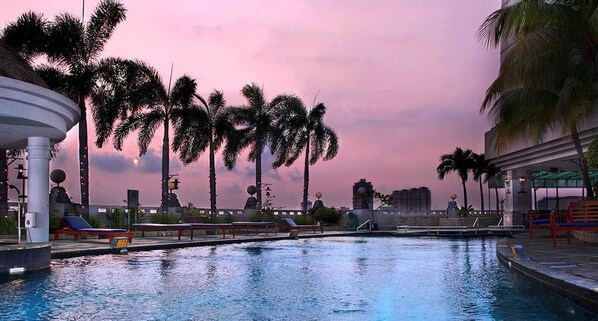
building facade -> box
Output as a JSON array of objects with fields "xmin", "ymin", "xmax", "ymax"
[
  {"xmin": 391, "ymin": 187, "xmax": 431, "ymax": 213},
  {"xmin": 352, "ymin": 178, "xmax": 374, "ymax": 209}
]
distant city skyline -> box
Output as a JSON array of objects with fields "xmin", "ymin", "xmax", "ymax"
[{"xmin": 2, "ymin": 0, "xmax": 503, "ymax": 210}]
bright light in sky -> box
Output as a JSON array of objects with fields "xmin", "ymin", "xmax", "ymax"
[{"xmin": 133, "ymin": 159, "xmax": 139, "ymax": 165}]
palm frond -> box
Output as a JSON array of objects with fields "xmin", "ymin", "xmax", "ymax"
[
  {"xmin": 1, "ymin": 11, "xmax": 47, "ymax": 61},
  {"xmin": 45, "ymin": 13, "xmax": 85, "ymax": 66},
  {"xmin": 84, "ymin": 0, "xmax": 126, "ymax": 62}
]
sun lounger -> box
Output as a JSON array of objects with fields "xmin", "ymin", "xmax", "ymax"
[
  {"xmin": 189, "ymin": 223, "xmax": 232, "ymax": 239},
  {"xmin": 281, "ymin": 218, "xmax": 321, "ymax": 234},
  {"xmin": 231, "ymin": 222, "xmax": 277, "ymax": 237},
  {"xmin": 54, "ymin": 216, "xmax": 133, "ymax": 243},
  {"xmin": 129, "ymin": 223, "xmax": 192, "ymax": 240}
]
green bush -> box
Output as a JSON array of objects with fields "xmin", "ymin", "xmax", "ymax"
[
  {"xmin": 310, "ymin": 207, "xmax": 341, "ymax": 224},
  {"xmin": 587, "ymin": 140, "xmax": 598, "ymax": 169},
  {"xmin": 293, "ymin": 215, "xmax": 315, "ymax": 225},
  {"xmin": 457, "ymin": 205, "xmax": 473, "ymax": 218},
  {"xmin": 0, "ymin": 217, "xmax": 17, "ymax": 235},
  {"xmin": 49, "ymin": 210, "xmax": 61, "ymax": 231},
  {"xmin": 151, "ymin": 212, "xmax": 178, "ymax": 224},
  {"xmin": 87, "ymin": 216, "xmax": 101, "ymax": 228},
  {"xmin": 107, "ymin": 209, "xmax": 126, "ymax": 229}
]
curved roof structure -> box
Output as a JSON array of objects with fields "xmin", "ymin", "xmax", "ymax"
[{"xmin": 0, "ymin": 42, "xmax": 47, "ymax": 88}]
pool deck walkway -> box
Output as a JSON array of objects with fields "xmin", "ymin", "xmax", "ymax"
[
  {"xmin": 497, "ymin": 230, "xmax": 598, "ymax": 311},
  {"xmin": 50, "ymin": 230, "xmax": 367, "ymax": 259}
]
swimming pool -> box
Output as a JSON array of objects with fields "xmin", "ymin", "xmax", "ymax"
[{"xmin": 0, "ymin": 237, "xmax": 595, "ymax": 320}]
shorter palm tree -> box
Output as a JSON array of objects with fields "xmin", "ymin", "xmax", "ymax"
[
  {"xmin": 221, "ymin": 83, "xmax": 290, "ymax": 209},
  {"xmin": 172, "ymin": 90, "xmax": 231, "ymax": 221},
  {"xmin": 271, "ymin": 97, "xmax": 339, "ymax": 213},
  {"xmin": 112, "ymin": 67, "xmax": 197, "ymax": 212},
  {"xmin": 485, "ymin": 163, "xmax": 501, "ymax": 212},
  {"xmin": 437, "ymin": 147, "xmax": 474, "ymax": 209},
  {"xmin": 471, "ymin": 153, "xmax": 488, "ymax": 215}
]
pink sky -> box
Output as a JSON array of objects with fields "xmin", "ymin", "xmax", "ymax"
[{"xmin": 2, "ymin": 0, "xmax": 502, "ymax": 210}]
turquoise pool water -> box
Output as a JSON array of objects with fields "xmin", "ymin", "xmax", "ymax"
[{"xmin": 0, "ymin": 237, "xmax": 596, "ymax": 320}]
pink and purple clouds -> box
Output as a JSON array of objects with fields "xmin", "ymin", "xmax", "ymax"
[{"xmin": 1, "ymin": 0, "xmax": 501, "ymax": 210}]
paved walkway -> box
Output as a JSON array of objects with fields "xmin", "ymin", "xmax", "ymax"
[
  {"xmin": 497, "ymin": 230, "xmax": 598, "ymax": 311},
  {"xmin": 50, "ymin": 230, "xmax": 365, "ymax": 259}
]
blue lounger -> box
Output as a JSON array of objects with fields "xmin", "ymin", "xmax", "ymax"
[{"xmin": 54, "ymin": 216, "xmax": 133, "ymax": 243}]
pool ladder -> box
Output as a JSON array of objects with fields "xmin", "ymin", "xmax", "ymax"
[{"xmin": 357, "ymin": 219, "xmax": 372, "ymax": 231}]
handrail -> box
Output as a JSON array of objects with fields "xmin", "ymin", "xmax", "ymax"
[
  {"xmin": 472, "ymin": 218, "xmax": 479, "ymax": 227},
  {"xmin": 357, "ymin": 219, "xmax": 371, "ymax": 231}
]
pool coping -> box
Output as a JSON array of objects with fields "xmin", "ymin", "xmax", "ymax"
[
  {"xmin": 496, "ymin": 238, "xmax": 598, "ymax": 312},
  {"xmin": 50, "ymin": 231, "xmax": 370, "ymax": 259}
]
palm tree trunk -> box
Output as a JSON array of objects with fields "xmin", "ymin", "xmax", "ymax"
[
  {"xmin": 256, "ymin": 145, "xmax": 262, "ymax": 210},
  {"xmin": 479, "ymin": 180, "xmax": 484, "ymax": 215},
  {"xmin": 461, "ymin": 180, "xmax": 468, "ymax": 209},
  {"xmin": 495, "ymin": 188, "xmax": 499, "ymax": 212},
  {"xmin": 571, "ymin": 127, "xmax": 594, "ymax": 198},
  {"xmin": 302, "ymin": 133, "xmax": 310, "ymax": 214},
  {"xmin": 161, "ymin": 118, "xmax": 170, "ymax": 213},
  {"xmin": 78, "ymin": 98, "xmax": 90, "ymax": 217},
  {"xmin": 209, "ymin": 135, "xmax": 217, "ymax": 222},
  {"xmin": 0, "ymin": 149, "xmax": 8, "ymax": 217},
  {"xmin": 487, "ymin": 185, "xmax": 491, "ymax": 212}
]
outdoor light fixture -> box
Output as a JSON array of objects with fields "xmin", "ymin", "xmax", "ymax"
[
  {"xmin": 518, "ymin": 177, "xmax": 527, "ymax": 193},
  {"xmin": 504, "ymin": 175, "xmax": 512, "ymax": 194}
]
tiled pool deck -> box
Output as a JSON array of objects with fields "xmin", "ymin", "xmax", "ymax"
[{"xmin": 497, "ymin": 230, "xmax": 598, "ymax": 311}]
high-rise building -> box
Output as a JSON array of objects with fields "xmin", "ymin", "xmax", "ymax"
[
  {"xmin": 352, "ymin": 178, "xmax": 373, "ymax": 209},
  {"xmin": 391, "ymin": 187, "xmax": 431, "ymax": 213}
]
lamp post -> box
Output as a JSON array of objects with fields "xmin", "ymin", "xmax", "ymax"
[
  {"xmin": 15, "ymin": 164, "xmax": 27, "ymax": 242},
  {"xmin": 8, "ymin": 184, "xmax": 21, "ymax": 244}
]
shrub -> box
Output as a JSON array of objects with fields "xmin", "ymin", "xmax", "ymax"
[
  {"xmin": 107, "ymin": 209, "xmax": 126, "ymax": 229},
  {"xmin": 293, "ymin": 215, "xmax": 315, "ymax": 225},
  {"xmin": 587, "ymin": 139, "xmax": 598, "ymax": 169},
  {"xmin": 151, "ymin": 212, "xmax": 178, "ymax": 224},
  {"xmin": 0, "ymin": 217, "xmax": 17, "ymax": 235},
  {"xmin": 457, "ymin": 205, "xmax": 473, "ymax": 218},
  {"xmin": 87, "ymin": 216, "xmax": 101, "ymax": 228},
  {"xmin": 310, "ymin": 207, "xmax": 341, "ymax": 224}
]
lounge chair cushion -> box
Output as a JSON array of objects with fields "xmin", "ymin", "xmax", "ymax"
[
  {"xmin": 63, "ymin": 216, "xmax": 93, "ymax": 230},
  {"xmin": 558, "ymin": 222, "xmax": 598, "ymax": 228},
  {"xmin": 531, "ymin": 219, "xmax": 550, "ymax": 225}
]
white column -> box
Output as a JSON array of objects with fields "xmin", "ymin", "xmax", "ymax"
[
  {"xmin": 26, "ymin": 137, "xmax": 51, "ymax": 243},
  {"xmin": 503, "ymin": 169, "xmax": 533, "ymax": 226}
]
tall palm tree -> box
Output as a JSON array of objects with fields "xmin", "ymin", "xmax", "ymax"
[
  {"xmin": 271, "ymin": 97, "xmax": 339, "ymax": 213},
  {"xmin": 479, "ymin": 0, "xmax": 597, "ymax": 198},
  {"xmin": 172, "ymin": 90, "xmax": 232, "ymax": 221},
  {"xmin": 112, "ymin": 67, "xmax": 197, "ymax": 213},
  {"xmin": 222, "ymin": 83, "xmax": 291, "ymax": 209},
  {"xmin": 471, "ymin": 153, "xmax": 488, "ymax": 215},
  {"xmin": 485, "ymin": 162, "xmax": 501, "ymax": 212},
  {"xmin": 1, "ymin": 0, "xmax": 127, "ymax": 214},
  {"xmin": 437, "ymin": 147, "xmax": 474, "ymax": 209}
]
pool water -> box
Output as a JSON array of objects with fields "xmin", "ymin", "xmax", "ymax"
[{"xmin": 0, "ymin": 237, "xmax": 596, "ymax": 320}]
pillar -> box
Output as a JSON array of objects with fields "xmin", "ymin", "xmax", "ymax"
[
  {"xmin": 26, "ymin": 137, "xmax": 51, "ymax": 243},
  {"xmin": 503, "ymin": 169, "xmax": 533, "ymax": 226}
]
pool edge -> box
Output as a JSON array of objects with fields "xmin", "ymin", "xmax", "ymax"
[{"xmin": 496, "ymin": 238, "xmax": 598, "ymax": 312}]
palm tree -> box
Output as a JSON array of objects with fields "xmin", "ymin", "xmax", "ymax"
[
  {"xmin": 222, "ymin": 83, "xmax": 291, "ymax": 209},
  {"xmin": 172, "ymin": 90, "xmax": 231, "ymax": 221},
  {"xmin": 479, "ymin": 0, "xmax": 597, "ymax": 198},
  {"xmin": 437, "ymin": 147, "xmax": 474, "ymax": 209},
  {"xmin": 471, "ymin": 153, "xmax": 488, "ymax": 215},
  {"xmin": 485, "ymin": 163, "xmax": 501, "ymax": 212},
  {"xmin": 112, "ymin": 67, "xmax": 197, "ymax": 213},
  {"xmin": 271, "ymin": 97, "xmax": 339, "ymax": 213},
  {"xmin": 1, "ymin": 0, "xmax": 127, "ymax": 214}
]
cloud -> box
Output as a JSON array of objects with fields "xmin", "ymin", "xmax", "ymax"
[
  {"xmin": 289, "ymin": 168, "xmax": 303, "ymax": 183},
  {"xmin": 91, "ymin": 153, "xmax": 131, "ymax": 173}
]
